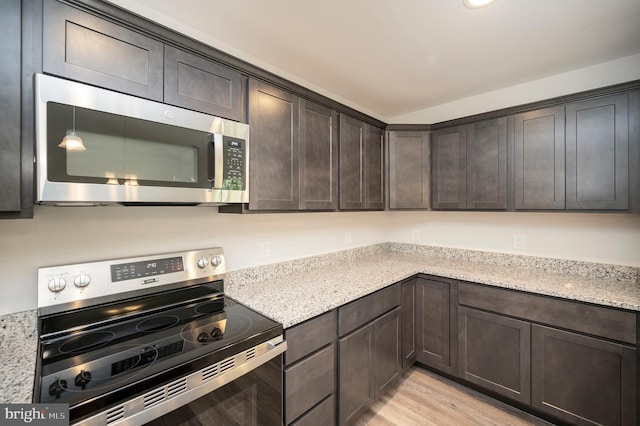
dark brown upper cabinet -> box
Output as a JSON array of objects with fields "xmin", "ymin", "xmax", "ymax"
[
  {"xmin": 566, "ymin": 93, "xmax": 629, "ymax": 210},
  {"xmin": 299, "ymin": 100, "xmax": 339, "ymax": 210},
  {"xmin": 387, "ymin": 131, "xmax": 431, "ymax": 209},
  {"xmin": 339, "ymin": 115, "xmax": 384, "ymax": 210},
  {"xmin": 0, "ymin": 0, "xmax": 23, "ymax": 216},
  {"xmin": 248, "ymin": 80, "xmax": 300, "ymax": 210},
  {"xmin": 514, "ymin": 106, "xmax": 566, "ymax": 210},
  {"xmin": 164, "ymin": 46, "xmax": 246, "ymax": 122},
  {"xmin": 246, "ymin": 79, "xmax": 338, "ymax": 211},
  {"xmin": 43, "ymin": 0, "xmax": 164, "ymax": 101},
  {"xmin": 431, "ymin": 125, "xmax": 467, "ymax": 209},
  {"xmin": 466, "ymin": 117, "xmax": 508, "ymax": 209},
  {"xmin": 432, "ymin": 118, "xmax": 507, "ymax": 210}
]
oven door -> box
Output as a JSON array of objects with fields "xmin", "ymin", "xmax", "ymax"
[{"xmin": 146, "ymin": 354, "xmax": 283, "ymax": 426}]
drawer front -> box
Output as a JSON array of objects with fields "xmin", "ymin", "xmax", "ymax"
[
  {"xmin": 290, "ymin": 395, "xmax": 335, "ymax": 426},
  {"xmin": 285, "ymin": 344, "xmax": 335, "ymax": 424},
  {"xmin": 339, "ymin": 284, "xmax": 401, "ymax": 337},
  {"xmin": 458, "ymin": 282, "xmax": 636, "ymax": 344},
  {"xmin": 285, "ymin": 310, "xmax": 336, "ymax": 366}
]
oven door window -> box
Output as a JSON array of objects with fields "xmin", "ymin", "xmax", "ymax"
[
  {"xmin": 146, "ymin": 355, "xmax": 282, "ymax": 426},
  {"xmin": 46, "ymin": 102, "xmax": 211, "ymax": 188}
]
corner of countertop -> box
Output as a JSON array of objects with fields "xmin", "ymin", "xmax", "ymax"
[{"xmin": 0, "ymin": 309, "xmax": 38, "ymax": 403}]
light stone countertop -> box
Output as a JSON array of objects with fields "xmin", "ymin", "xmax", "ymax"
[
  {"xmin": 1, "ymin": 244, "xmax": 638, "ymax": 404},
  {"xmin": 226, "ymin": 250, "xmax": 640, "ymax": 329}
]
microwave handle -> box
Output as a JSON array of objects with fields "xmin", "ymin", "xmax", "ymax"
[{"xmin": 208, "ymin": 134, "xmax": 224, "ymax": 189}]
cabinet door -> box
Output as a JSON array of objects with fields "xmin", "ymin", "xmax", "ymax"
[
  {"xmin": 514, "ymin": 106, "xmax": 565, "ymax": 210},
  {"xmin": 416, "ymin": 278, "xmax": 457, "ymax": 375},
  {"xmin": 372, "ymin": 308, "xmax": 401, "ymax": 399},
  {"xmin": 0, "ymin": 0, "xmax": 22, "ymax": 213},
  {"xmin": 42, "ymin": 0, "xmax": 163, "ymax": 101},
  {"xmin": 466, "ymin": 117, "xmax": 508, "ymax": 209},
  {"xmin": 431, "ymin": 126, "xmax": 466, "ymax": 209},
  {"xmin": 458, "ymin": 307, "xmax": 531, "ymax": 404},
  {"xmin": 299, "ymin": 100, "xmax": 338, "ymax": 210},
  {"xmin": 164, "ymin": 46, "xmax": 245, "ymax": 122},
  {"xmin": 339, "ymin": 114, "xmax": 365, "ymax": 210},
  {"xmin": 401, "ymin": 279, "xmax": 416, "ymax": 369},
  {"xmin": 566, "ymin": 93, "xmax": 629, "ymax": 210},
  {"xmin": 338, "ymin": 325, "xmax": 372, "ymax": 425},
  {"xmin": 248, "ymin": 79, "xmax": 300, "ymax": 210},
  {"xmin": 532, "ymin": 325, "xmax": 636, "ymax": 426},
  {"xmin": 364, "ymin": 125, "xmax": 384, "ymax": 210},
  {"xmin": 388, "ymin": 131, "xmax": 430, "ymax": 209}
]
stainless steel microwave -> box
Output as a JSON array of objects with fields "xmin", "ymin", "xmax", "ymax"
[{"xmin": 35, "ymin": 74, "xmax": 249, "ymax": 206}]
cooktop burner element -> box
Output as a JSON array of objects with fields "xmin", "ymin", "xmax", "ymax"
[{"xmin": 33, "ymin": 248, "xmax": 286, "ymax": 426}]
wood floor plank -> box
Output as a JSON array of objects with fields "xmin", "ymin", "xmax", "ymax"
[{"xmin": 357, "ymin": 367, "xmax": 553, "ymax": 426}]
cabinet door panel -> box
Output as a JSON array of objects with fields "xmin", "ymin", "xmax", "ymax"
[
  {"xmin": 514, "ymin": 106, "xmax": 565, "ymax": 209},
  {"xmin": 290, "ymin": 395, "xmax": 335, "ymax": 426},
  {"xmin": 285, "ymin": 344, "xmax": 335, "ymax": 424},
  {"xmin": 458, "ymin": 307, "xmax": 531, "ymax": 404},
  {"xmin": 339, "ymin": 114, "xmax": 365, "ymax": 209},
  {"xmin": 373, "ymin": 308, "xmax": 401, "ymax": 399},
  {"xmin": 338, "ymin": 325, "xmax": 372, "ymax": 425},
  {"xmin": 0, "ymin": 0, "xmax": 21, "ymax": 212},
  {"xmin": 43, "ymin": 0, "xmax": 163, "ymax": 101},
  {"xmin": 248, "ymin": 80, "xmax": 299, "ymax": 210},
  {"xmin": 467, "ymin": 117, "xmax": 508, "ymax": 209},
  {"xmin": 388, "ymin": 131, "xmax": 430, "ymax": 209},
  {"xmin": 532, "ymin": 325, "xmax": 636, "ymax": 426},
  {"xmin": 416, "ymin": 278, "xmax": 456, "ymax": 374},
  {"xmin": 431, "ymin": 126, "xmax": 466, "ymax": 209},
  {"xmin": 284, "ymin": 310, "xmax": 336, "ymax": 366},
  {"xmin": 164, "ymin": 46, "xmax": 245, "ymax": 122},
  {"xmin": 401, "ymin": 279, "xmax": 416, "ymax": 369},
  {"xmin": 566, "ymin": 93, "xmax": 629, "ymax": 210},
  {"xmin": 300, "ymin": 100, "xmax": 338, "ymax": 210},
  {"xmin": 365, "ymin": 125, "xmax": 384, "ymax": 210}
]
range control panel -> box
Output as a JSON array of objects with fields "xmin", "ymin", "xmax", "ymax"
[{"xmin": 38, "ymin": 248, "xmax": 226, "ymax": 315}]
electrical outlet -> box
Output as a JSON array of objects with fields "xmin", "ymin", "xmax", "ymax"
[
  {"xmin": 513, "ymin": 234, "xmax": 525, "ymax": 250},
  {"xmin": 344, "ymin": 231, "xmax": 353, "ymax": 245},
  {"xmin": 259, "ymin": 241, "xmax": 270, "ymax": 258},
  {"xmin": 411, "ymin": 228, "xmax": 420, "ymax": 241}
]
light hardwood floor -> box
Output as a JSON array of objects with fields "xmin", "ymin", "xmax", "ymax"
[{"xmin": 357, "ymin": 367, "xmax": 554, "ymax": 426}]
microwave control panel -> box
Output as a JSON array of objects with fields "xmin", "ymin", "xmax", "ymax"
[{"xmin": 222, "ymin": 137, "xmax": 246, "ymax": 190}]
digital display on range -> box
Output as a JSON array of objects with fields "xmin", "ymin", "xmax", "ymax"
[{"xmin": 110, "ymin": 256, "xmax": 184, "ymax": 282}]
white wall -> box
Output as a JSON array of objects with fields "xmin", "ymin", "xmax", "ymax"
[
  {"xmin": 387, "ymin": 211, "xmax": 640, "ymax": 266},
  {"xmin": 2, "ymin": 206, "xmax": 638, "ymax": 315},
  {"xmin": 0, "ymin": 206, "xmax": 389, "ymax": 315},
  {"xmin": 389, "ymin": 53, "xmax": 640, "ymax": 124}
]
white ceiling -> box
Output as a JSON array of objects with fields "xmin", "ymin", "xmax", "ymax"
[{"xmin": 107, "ymin": 0, "xmax": 640, "ymax": 121}]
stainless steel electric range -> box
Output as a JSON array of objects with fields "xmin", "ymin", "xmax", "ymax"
[{"xmin": 33, "ymin": 248, "xmax": 286, "ymax": 426}]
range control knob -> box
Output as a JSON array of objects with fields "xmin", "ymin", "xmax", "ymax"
[
  {"xmin": 210, "ymin": 256, "xmax": 222, "ymax": 267},
  {"xmin": 74, "ymin": 273, "xmax": 91, "ymax": 288},
  {"xmin": 196, "ymin": 257, "xmax": 209, "ymax": 269},
  {"xmin": 210, "ymin": 327, "xmax": 223, "ymax": 339},
  {"xmin": 197, "ymin": 332, "xmax": 209, "ymax": 343},
  {"xmin": 48, "ymin": 276, "xmax": 66, "ymax": 293},
  {"xmin": 49, "ymin": 379, "xmax": 67, "ymax": 399},
  {"xmin": 74, "ymin": 370, "xmax": 92, "ymax": 390}
]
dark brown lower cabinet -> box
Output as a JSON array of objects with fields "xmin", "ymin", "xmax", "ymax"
[
  {"xmin": 401, "ymin": 279, "xmax": 416, "ymax": 369},
  {"xmin": 338, "ymin": 308, "xmax": 401, "ymax": 425},
  {"xmin": 532, "ymin": 325, "xmax": 637, "ymax": 426},
  {"xmin": 416, "ymin": 277, "xmax": 457, "ymax": 375},
  {"xmin": 283, "ymin": 311, "xmax": 337, "ymax": 425},
  {"xmin": 458, "ymin": 307, "xmax": 531, "ymax": 405}
]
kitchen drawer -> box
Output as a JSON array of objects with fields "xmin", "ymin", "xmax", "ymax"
[
  {"xmin": 458, "ymin": 282, "xmax": 636, "ymax": 344},
  {"xmin": 339, "ymin": 284, "xmax": 401, "ymax": 337},
  {"xmin": 284, "ymin": 310, "xmax": 336, "ymax": 366},
  {"xmin": 290, "ymin": 395, "xmax": 335, "ymax": 426},
  {"xmin": 285, "ymin": 344, "xmax": 335, "ymax": 424}
]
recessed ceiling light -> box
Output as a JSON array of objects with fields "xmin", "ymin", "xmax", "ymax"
[{"xmin": 463, "ymin": 0, "xmax": 496, "ymax": 9}]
